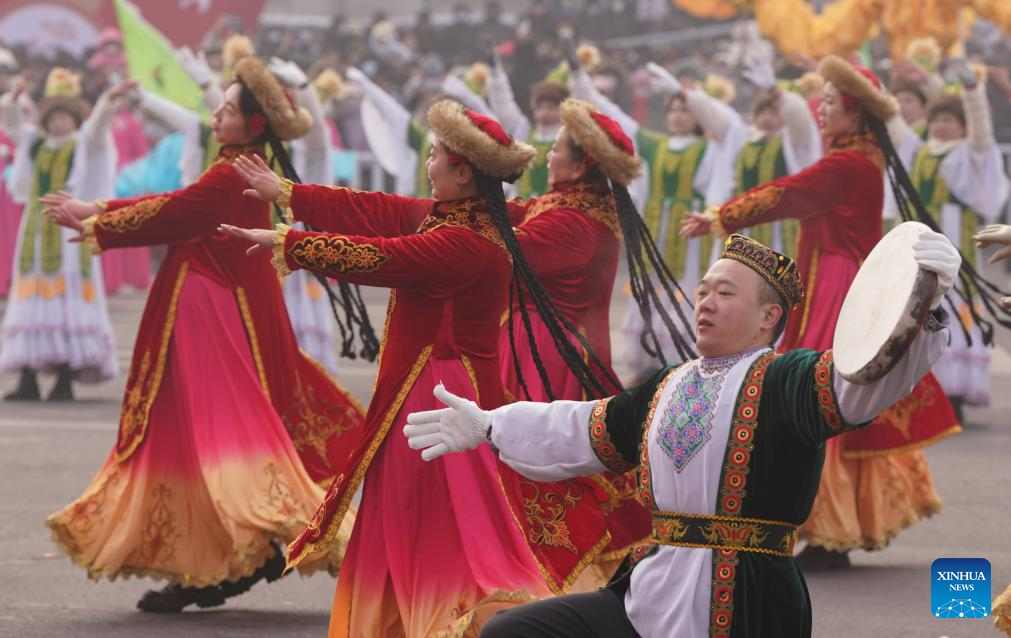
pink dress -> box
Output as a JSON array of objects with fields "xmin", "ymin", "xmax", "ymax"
[
  {"xmin": 0, "ymin": 130, "xmax": 20, "ymax": 297},
  {"xmin": 101, "ymin": 109, "xmax": 152, "ymax": 294}
]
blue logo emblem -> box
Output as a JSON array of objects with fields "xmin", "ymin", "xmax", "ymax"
[{"xmin": 931, "ymin": 558, "xmax": 991, "ymax": 618}]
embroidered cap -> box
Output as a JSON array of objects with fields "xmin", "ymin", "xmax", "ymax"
[
  {"xmin": 720, "ymin": 234, "xmax": 804, "ymax": 309},
  {"xmin": 427, "ymin": 99, "xmax": 536, "ymax": 180},
  {"xmin": 560, "ymin": 98, "xmax": 642, "ymax": 186},
  {"xmin": 38, "ymin": 67, "xmax": 88, "ymax": 128}
]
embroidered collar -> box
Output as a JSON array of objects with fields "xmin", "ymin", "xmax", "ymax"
[
  {"xmin": 698, "ymin": 345, "xmax": 771, "ymax": 376},
  {"xmin": 218, "ymin": 143, "xmax": 265, "ymax": 162},
  {"xmin": 828, "ymin": 131, "xmax": 883, "ymax": 170},
  {"xmin": 523, "ymin": 178, "xmax": 620, "ymax": 239},
  {"xmin": 417, "ymin": 195, "xmax": 508, "ymax": 257}
]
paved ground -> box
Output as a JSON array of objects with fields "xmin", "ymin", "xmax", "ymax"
[{"xmin": 0, "ymin": 281, "xmax": 1008, "ymax": 638}]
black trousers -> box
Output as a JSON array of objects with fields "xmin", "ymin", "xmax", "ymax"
[{"xmin": 481, "ymin": 589, "xmax": 642, "ymax": 638}]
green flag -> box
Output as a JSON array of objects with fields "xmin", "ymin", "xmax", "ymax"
[{"xmin": 114, "ymin": 0, "xmax": 206, "ymax": 114}]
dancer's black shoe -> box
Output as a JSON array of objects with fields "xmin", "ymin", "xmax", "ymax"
[
  {"xmin": 217, "ymin": 542, "xmax": 286, "ymax": 600},
  {"xmin": 136, "ymin": 583, "xmax": 226, "ymax": 613},
  {"xmin": 4, "ymin": 368, "xmax": 40, "ymax": 401},
  {"xmin": 46, "ymin": 365, "xmax": 74, "ymax": 402}
]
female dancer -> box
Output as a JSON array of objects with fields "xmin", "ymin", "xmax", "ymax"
[{"xmin": 43, "ymin": 57, "xmax": 364, "ymax": 612}]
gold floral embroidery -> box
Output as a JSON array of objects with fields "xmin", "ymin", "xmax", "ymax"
[
  {"xmin": 522, "ymin": 181, "xmax": 621, "ymax": 240},
  {"xmin": 287, "ymin": 232, "xmax": 389, "ymax": 276},
  {"xmin": 260, "ymin": 460, "xmax": 301, "ymax": 522},
  {"xmin": 829, "ymin": 131, "xmax": 883, "ymax": 171},
  {"xmin": 519, "ymin": 479, "xmax": 583, "ymax": 554},
  {"xmin": 137, "ymin": 482, "xmax": 179, "ymax": 564},
  {"xmin": 417, "ymin": 196, "xmax": 508, "ymax": 256},
  {"xmin": 116, "ymin": 262, "xmax": 189, "ymax": 462},
  {"xmin": 81, "ymin": 215, "xmax": 102, "ymax": 255},
  {"xmin": 719, "ymin": 184, "xmax": 785, "ymax": 229},
  {"xmin": 281, "ymin": 371, "xmax": 361, "ymax": 467},
  {"xmin": 67, "ymin": 469, "xmax": 120, "ymax": 536},
  {"xmin": 235, "ymin": 286, "xmax": 270, "ymax": 395},
  {"xmin": 277, "ymin": 177, "xmax": 294, "ymax": 210},
  {"xmin": 287, "ymin": 346, "xmax": 433, "ymax": 570},
  {"xmin": 95, "ymin": 196, "xmax": 170, "ymax": 234},
  {"xmin": 272, "ymin": 223, "xmax": 292, "ymax": 277}
]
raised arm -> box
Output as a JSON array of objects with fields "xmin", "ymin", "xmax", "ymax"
[
  {"xmin": 79, "ymin": 90, "xmax": 118, "ymax": 150},
  {"xmin": 439, "ymin": 74, "xmax": 494, "ymax": 117},
  {"xmin": 136, "ymin": 88, "xmax": 203, "ymax": 185},
  {"xmin": 779, "ymin": 89, "xmax": 821, "ymax": 170},
  {"xmin": 486, "ymin": 63, "xmax": 531, "ymax": 141},
  {"xmin": 569, "ymin": 69, "xmax": 640, "ymax": 141}
]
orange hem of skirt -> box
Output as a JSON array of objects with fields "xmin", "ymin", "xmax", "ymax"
[
  {"xmin": 840, "ymin": 423, "xmax": 962, "ymax": 459},
  {"xmin": 45, "ymin": 514, "xmax": 340, "ymax": 588},
  {"xmin": 799, "ymin": 498, "xmax": 943, "ymax": 553}
]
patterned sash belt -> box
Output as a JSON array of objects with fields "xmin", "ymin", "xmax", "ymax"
[{"xmin": 651, "ymin": 511, "xmax": 797, "ymax": 557}]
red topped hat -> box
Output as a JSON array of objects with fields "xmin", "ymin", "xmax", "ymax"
[
  {"xmin": 427, "ymin": 99, "xmax": 536, "ymax": 180},
  {"xmin": 818, "ymin": 55, "xmax": 897, "ymax": 122},
  {"xmin": 559, "ymin": 98, "xmax": 642, "ymax": 185}
]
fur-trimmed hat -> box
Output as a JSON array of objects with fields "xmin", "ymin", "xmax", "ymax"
[
  {"xmin": 223, "ymin": 34, "xmax": 255, "ymax": 70},
  {"xmin": 560, "ymin": 98, "xmax": 641, "ymax": 186},
  {"xmin": 720, "ymin": 234, "xmax": 804, "ymax": 309},
  {"xmin": 818, "ymin": 55, "xmax": 897, "ymax": 122},
  {"xmin": 38, "ymin": 67, "xmax": 87, "ymax": 130},
  {"xmin": 529, "ymin": 80, "xmax": 569, "ymax": 109},
  {"xmin": 926, "ymin": 93, "xmax": 965, "ymax": 128},
  {"xmin": 427, "ymin": 99, "xmax": 536, "ymax": 180},
  {"xmin": 234, "ymin": 57, "xmax": 313, "ymax": 141}
]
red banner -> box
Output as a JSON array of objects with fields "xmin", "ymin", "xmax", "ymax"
[{"xmin": 0, "ymin": 0, "xmax": 266, "ymax": 57}]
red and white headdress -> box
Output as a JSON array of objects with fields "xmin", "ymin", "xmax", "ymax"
[
  {"xmin": 427, "ymin": 99, "xmax": 536, "ymax": 180},
  {"xmin": 559, "ymin": 98, "xmax": 642, "ymax": 186},
  {"xmin": 818, "ymin": 55, "xmax": 897, "ymax": 122}
]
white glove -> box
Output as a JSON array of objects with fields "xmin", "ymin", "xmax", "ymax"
[
  {"xmin": 403, "ymin": 384, "xmax": 492, "ymax": 461},
  {"xmin": 268, "ymin": 56, "xmax": 308, "ymax": 88},
  {"xmin": 973, "ymin": 224, "xmax": 1011, "ymax": 265},
  {"xmin": 913, "ymin": 230, "xmax": 962, "ymax": 309},
  {"xmin": 176, "ymin": 46, "xmax": 215, "ymax": 88},
  {"xmin": 742, "ymin": 50, "xmax": 776, "ymax": 91},
  {"xmin": 646, "ymin": 62, "xmax": 682, "ymax": 95}
]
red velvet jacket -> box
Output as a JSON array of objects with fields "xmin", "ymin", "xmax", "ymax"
[
  {"xmin": 277, "ymin": 185, "xmax": 517, "ymax": 567},
  {"xmin": 508, "ymin": 178, "xmax": 622, "ymax": 373},
  {"xmin": 82, "ymin": 145, "xmax": 364, "ymax": 480}
]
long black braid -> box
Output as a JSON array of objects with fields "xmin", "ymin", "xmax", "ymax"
[
  {"xmin": 866, "ymin": 115, "xmax": 1011, "ymax": 345},
  {"xmin": 565, "ymin": 140, "xmax": 697, "ymax": 365},
  {"xmin": 475, "ymin": 171, "xmax": 622, "ymax": 401},
  {"xmin": 239, "ymin": 80, "xmax": 380, "ymax": 361}
]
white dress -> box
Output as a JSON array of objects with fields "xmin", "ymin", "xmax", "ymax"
[{"xmin": 0, "ymin": 93, "xmax": 118, "ymax": 382}]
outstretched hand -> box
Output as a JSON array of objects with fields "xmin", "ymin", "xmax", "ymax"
[
  {"xmin": 680, "ymin": 211, "xmax": 712, "ymax": 238},
  {"xmin": 42, "ymin": 191, "xmax": 99, "ymax": 233},
  {"xmin": 232, "ymin": 154, "xmax": 283, "ymax": 203},
  {"xmin": 973, "ymin": 224, "xmax": 1011, "ymax": 264},
  {"xmin": 403, "ymin": 384, "xmax": 492, "ymax": 461},
  {"xmin": 218, "ymin": 223, "xmax": 275, "ymax": 257}
]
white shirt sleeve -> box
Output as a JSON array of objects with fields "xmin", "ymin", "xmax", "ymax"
[
  {"xmin": 486, "ymin": 65, "xmax": 531, "ymax": 142},
  {"xmin": 569, "ymin": 69, "xmax": 641, "ymax": 142},
  {"xmin": 833, "ymin": 319, "xmax": 948, "ymax": 425},
  {"xmin": 489, "ymin": 400, "xmax": 607, "ymax": 481}
]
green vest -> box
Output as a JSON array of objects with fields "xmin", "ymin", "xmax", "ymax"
[
  {"xmin": 734, "ymin": 134, "xmax": 798, "ymax": 260},
  {"xmin": 408, "ymin": 122, "xmax": 432, "ymax": 198},
  {"xmin": 910, "ymin": 147, "xmax": 978, "ymax": 269},
  {"xmin": 638, "ymin": 129, "xmax": 708, "ymax": 279},
  {"xmin": 517, "ymin": 135, "xmax": 553, "ymax": 199},
  {"xmin": 19, "ymin": 139, "xmax": 91, "ymax": 279}
]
